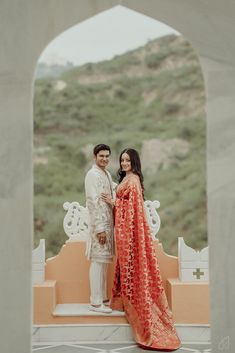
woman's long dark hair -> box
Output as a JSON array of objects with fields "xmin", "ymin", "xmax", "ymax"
[{"xmin": 118, "ymin": 148, "xmax": 144, "ymax": 194}]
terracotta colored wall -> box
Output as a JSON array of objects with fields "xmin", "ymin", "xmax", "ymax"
[
  {"xmin": 45, "ymin": 241, "xmax": 117, "ymax": 303},
  {"xmin": 44, "ymin": 240, "xmax": 178, "ymax": 304},
  {"xmin": 34, "ymin": 239, "xmax": 209, "ymax": 324}
]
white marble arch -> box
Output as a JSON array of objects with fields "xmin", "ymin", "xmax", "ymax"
[{"xmin": 0, "ymin": 1, "xmax": 235, "ymax": 352}]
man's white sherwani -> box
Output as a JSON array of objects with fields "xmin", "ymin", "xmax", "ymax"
[
  {"xmin": 85, "ymin": 164, "xmax": 114, "ymax": 263},
  {"xmin": 85, "ymin": 164, "xmax": 114, "ymax": 306}
]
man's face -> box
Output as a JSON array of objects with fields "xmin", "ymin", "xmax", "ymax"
[{"xmin": 94, "ymin": 150, "xmax": 110, "ymax": 169}]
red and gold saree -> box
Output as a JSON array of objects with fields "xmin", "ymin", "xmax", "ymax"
[{"xmin": 110, "ymin": 174, "xmax": 181, "ymax": 351}]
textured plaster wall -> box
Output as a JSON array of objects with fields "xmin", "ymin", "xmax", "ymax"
[{"xmin": 0, "ymin": 1, "xmax": 235, "ymax": 352}]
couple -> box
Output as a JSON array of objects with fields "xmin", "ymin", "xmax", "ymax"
[{"xmin": 85, "ymin": 143, "xmax": 181, "ymax": 351}]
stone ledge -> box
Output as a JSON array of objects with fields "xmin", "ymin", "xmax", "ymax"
[
  {"xmin": 166, "ymin": 278, "xmax": 210, "ymax": 324},
  {"xmin": 53, "ymin": 303, "xmax": 125, "ymax": 317}
]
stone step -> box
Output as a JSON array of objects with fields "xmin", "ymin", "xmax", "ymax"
[
  {"xmin": 33, "ymin": 323, "xmax": 211, "ymax": 344},
  {"xmin": 34, "ymin": 303, "xmax": 211, "ymax": 345},
  {"xmin": 53, "ymin": 303, "xmax": 125, "ymax": 317}
]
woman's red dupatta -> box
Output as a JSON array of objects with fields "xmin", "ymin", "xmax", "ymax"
[{"xmin": 110, "ymin": 174, "xmax": 181, "ymax": 351}]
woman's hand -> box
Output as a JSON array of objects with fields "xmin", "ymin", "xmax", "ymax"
[{"xmin": 101, "ymin": 193, "xmax": 114, "ymax": 207}]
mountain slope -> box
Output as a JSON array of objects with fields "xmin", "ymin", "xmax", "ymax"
[{"xmin": 34, "ymin": 34, "xmax": 207, "ymax": 258}]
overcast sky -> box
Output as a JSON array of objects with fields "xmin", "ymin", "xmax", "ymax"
[{"xmin": 38, "ymin": 5, "xmax": 179, "ymax": 66}]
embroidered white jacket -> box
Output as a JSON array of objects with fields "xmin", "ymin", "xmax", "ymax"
[{"xmin": 85, "ymin": 164, "xmax": 115, "ymax": 263}]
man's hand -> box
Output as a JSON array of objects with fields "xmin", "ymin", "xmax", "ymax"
[{"xmin": 97, "ymin": 231, "xmax": 107, "ymax": 245}]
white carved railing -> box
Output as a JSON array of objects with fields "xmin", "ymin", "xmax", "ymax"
[
  {"xmin": 178, "ymin": 237, "xmax": 209, "ymax": 282},
  {"xmin": 32, "ymin": 204, "xmax": 209, "ymax": 285},
  {"xmin": 63, "ymin": 201, "xmax": 89, "ymax": 241},
  {"xmin": 144, "ymin": 200, "xmax": 161, "ymax": 238},
  {"xmin": 63, "ymin": 200, "xmax": 161, "ymax": 241}
]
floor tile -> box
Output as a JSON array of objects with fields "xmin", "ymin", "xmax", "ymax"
[{"xmin": 32, "ymin": 343, "xmax": 211, "ymax": 353}]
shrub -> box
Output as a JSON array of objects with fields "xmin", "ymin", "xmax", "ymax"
[{"xmin": 145, "ymin": 51, "xmax": 169, "ymax": 69}]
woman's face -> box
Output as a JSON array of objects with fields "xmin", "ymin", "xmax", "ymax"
[{"xmin": 121, "ymin": 152, "xmax": 132, "ymax": 172}]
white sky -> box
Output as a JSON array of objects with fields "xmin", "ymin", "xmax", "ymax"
[{"xmin": 38, "ymin": 6, "xmax": 179, "ymax": 66}]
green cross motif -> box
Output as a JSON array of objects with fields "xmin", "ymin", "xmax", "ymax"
[{"xmin": 193, "ymin": 268, "xmax": 204, "ymax": 279}]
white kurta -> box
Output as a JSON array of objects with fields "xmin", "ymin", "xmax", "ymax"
[{"xmin": 85, "ymin": 164, "xmax": 115, "ymax": 263}]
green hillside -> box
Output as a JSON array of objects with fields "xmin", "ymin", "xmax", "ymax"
[{"xmin": 34, "ymin": 34, "xmax": 207, "ymax": 258}]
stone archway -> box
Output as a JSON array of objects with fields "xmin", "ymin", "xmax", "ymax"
[{"xmin": 1, "ymin": 1, "xmax": 235, "ymax": 353}]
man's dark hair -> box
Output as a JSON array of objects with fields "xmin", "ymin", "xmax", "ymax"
[{"xmin": 93, "ymin": 144, "xmax": 111, "ymax": 156}]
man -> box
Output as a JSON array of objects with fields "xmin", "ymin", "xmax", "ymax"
[{"xmin": 85, "ymin": 144, "xmax": 114, "ymax": 313}]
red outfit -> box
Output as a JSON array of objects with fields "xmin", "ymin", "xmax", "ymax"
[{"xmin": 110, "ymin": 174, "xmax": 181, "ymax": 351}]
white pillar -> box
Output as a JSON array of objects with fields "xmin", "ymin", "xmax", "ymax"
[
  {"xmin": 204, "ymin": 60, "xmax": 235, "ymax": 351},
  {"xmin": 0, "ymin": 4, "xmax": 33, "ymax": 353}
]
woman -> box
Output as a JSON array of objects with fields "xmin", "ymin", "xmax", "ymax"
[{"xmin": 102, "ymin": 148, "xmax": 181, "ymax": 351}]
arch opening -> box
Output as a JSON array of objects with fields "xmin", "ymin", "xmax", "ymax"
[
  {"xmin": 30, "ymin": 3, "xmax": 212, "ymax": 349},
  {"xmin": 33, "ymin": 6, "xmax": 207, "ymax": 258}
]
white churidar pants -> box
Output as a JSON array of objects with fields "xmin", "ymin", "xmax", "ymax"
[{"xmin": 89, "ymin": 261, "xmax": 108, "ymax": 305}]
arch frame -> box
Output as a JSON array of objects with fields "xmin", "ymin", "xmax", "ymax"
[{"xmin": 1, "ymin": 1, "xmax": 235, "ymax": 352}]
